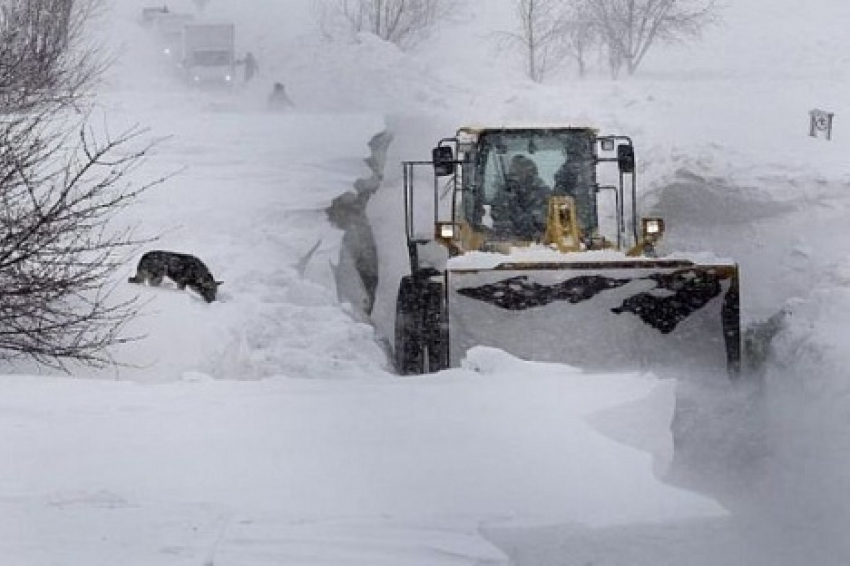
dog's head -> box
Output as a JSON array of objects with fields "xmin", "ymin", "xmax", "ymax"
[{"xmin": 194, "ymin": 276, "xmax": 223, "ymax": 303}]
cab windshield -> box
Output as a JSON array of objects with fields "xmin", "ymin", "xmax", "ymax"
[{"xmin": 462, "ymin": 129, "xmax": 598, "ymax": 239}]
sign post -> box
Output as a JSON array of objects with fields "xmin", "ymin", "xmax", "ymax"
[{"xmin": 809, "ymin": 109, "xmax": 835, "ymax": 140}]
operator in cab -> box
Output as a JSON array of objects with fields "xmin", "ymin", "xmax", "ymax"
[{"xmin": 491, "ymin": 154, "xmax": 551, "ymax": 240}]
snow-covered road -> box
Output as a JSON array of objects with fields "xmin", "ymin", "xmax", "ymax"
[{"xmin": 0, "ymin": 349, "xmax": 724, "ymax": 564}]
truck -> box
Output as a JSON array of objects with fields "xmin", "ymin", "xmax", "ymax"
[
  {"xmin": 152, "ymin": 11, "xmax": 194, "ymax": 64},
  {"xmin": 181, "ymin": 23, "xmax": 236, "ymax": 87},
  {"xmin": 394, "ymin": 125, "xmax": 742, "ymax": 377}
]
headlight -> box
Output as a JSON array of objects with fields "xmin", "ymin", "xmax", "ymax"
[
  {"xmin": 437, "ymin": 222, "xmax": 457, "ymax": 239},
  {"xmin": 642, "ymin": 217, "xmax": 665, "ymax": 238}
]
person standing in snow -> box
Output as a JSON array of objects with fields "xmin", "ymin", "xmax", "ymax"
[
  {"xmin": 241, "ymin": 52, "xmax": 258, "ymax": 83},
  {"xmin": 267, "ymin": 82, "xmax": 295, "ymax": 110}
]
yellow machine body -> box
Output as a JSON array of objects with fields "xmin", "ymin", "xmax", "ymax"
[{"xmin": 396, "ymin": 126, "xmax": 742, "ymax": 376}]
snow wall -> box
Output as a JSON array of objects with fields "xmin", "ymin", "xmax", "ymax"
[{"xmin": 327, "ymin": 130, "xmax": 393, "ymax": 331}]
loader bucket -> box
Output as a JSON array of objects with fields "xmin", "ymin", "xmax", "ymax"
[{"xmin": 446, "ymin": 258, "xmax": 741, "ymax": 376}]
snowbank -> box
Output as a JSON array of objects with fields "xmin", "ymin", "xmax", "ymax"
[{"xmin": 0, "ymin": 349, "xmax": 724, "ymax": 563}]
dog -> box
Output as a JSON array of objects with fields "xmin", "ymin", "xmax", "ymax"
[{"xmin": 128, "ymin": 250, "xmax": 222, "ymax": 303}]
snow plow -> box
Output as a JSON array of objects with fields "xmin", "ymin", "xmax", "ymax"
[{"xmin": 394, "ymin": 126, "xmax": 742, "ymax": 377}]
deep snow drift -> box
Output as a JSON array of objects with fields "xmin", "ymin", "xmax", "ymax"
[{"xmin": 1, "ymin": 0, "xmax": 849, "ymax": 564}]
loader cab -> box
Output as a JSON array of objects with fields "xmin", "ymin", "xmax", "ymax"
[{"xmin": 456, "ymin": 128, "xmax": 599, "ymax": 243}]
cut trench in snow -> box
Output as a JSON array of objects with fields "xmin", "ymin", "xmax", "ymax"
[{"xmin": 326, "ymin": 130, "xmax": 394, "ymax": 359}]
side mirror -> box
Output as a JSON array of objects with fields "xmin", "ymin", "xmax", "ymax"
[
  {"xmin": 432, "ymin": 146, "xmax": 455, "ymax": 177},
  {"xmin": 617, "ymin": 145, "xmax": 635, "ymax": 173}
]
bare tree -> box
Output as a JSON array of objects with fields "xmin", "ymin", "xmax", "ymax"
[
  {"xmin": 313, "ymin": 0, "xmax": 447, "ymax": 49},
  {"xmin": 0, "ymin": 0, "xmax": 108, "ymax": 112},
  {"xmin": 0, "ymin": 0, "xmax": 160, "ymax": 370},
  {"xmin": 586, "ymin": 0, "xmax": 720, "ymax": 78},
  {"xmin": 559, "ymin": 1, "xmax": 599, "ymax": 78},
  {"xmin": 494, "ymin": 0, "xmax": 572, "ymax": 83},
  {"xmin": 0, "ymin": 115, "xmax": 160, "ymax": 369}
]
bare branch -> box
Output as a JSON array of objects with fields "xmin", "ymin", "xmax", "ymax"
[
  {"xmin": 0, "ymin": 0, "xmax": 111, "ymax": 113},
  {"xmin": 585, "ymin": 0, "xmax": 720, "ymax": 77},
  {"xmin": 0, "ymin": 114, "xmax": 164, "ymax": 369},
  {"xmin": 493, "ymin": 0, "xmax": 575, "ymax": 83},
  {"xmin": 0, "ymin": 1, "xmax": 167, "ymax": 369}
]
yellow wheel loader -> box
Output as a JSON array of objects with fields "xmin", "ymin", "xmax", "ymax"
[{"xmin": 394, "ymin": 126, "xmax": 742, "ymax": 377}]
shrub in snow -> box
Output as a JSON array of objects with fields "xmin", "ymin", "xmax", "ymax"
[
  {"xmin": 313, "ymin": 0, "xmax": 448, "ymax": 49},
  {"xmin": 0, "ymin": 0, "xmax": 160, "ymax": 369}
]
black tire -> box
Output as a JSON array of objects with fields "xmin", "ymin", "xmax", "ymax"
[
  {"xmin": 424, "ymin": 281, "xmax": 449, "ymax": 372},
  {"xmin": 394, "ymin": 276, "xmax": 426, "ymax": 375}
]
